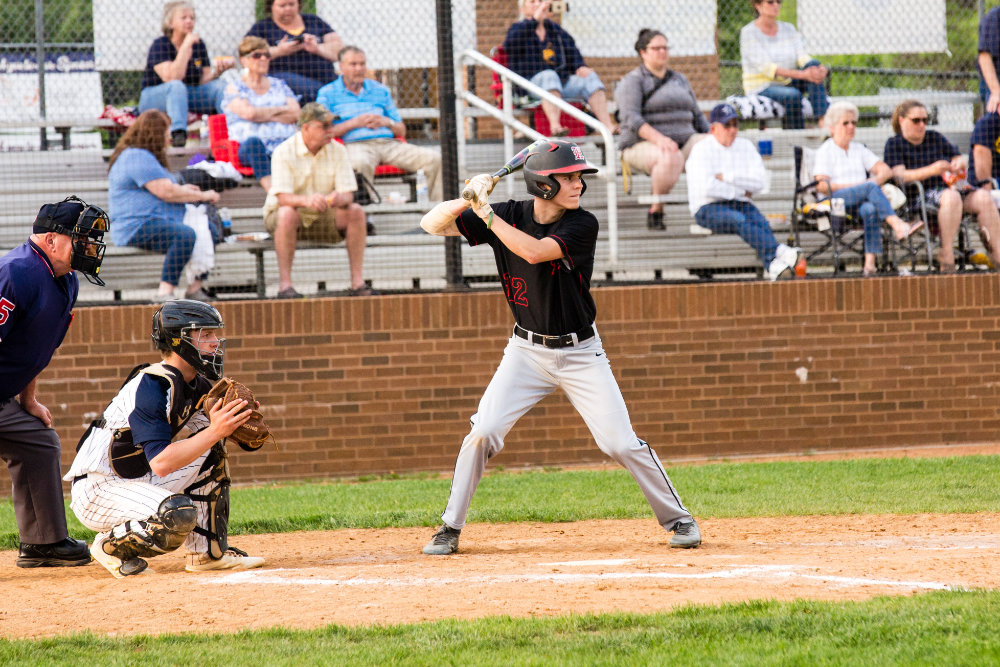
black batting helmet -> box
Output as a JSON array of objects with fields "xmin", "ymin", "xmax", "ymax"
[
  {"xmin": 33, "ymin": 196, "xmax": 110, "ymax": 286},
  {"xmin": 522, "ymin": 139, "xmax": 598, "ymax": 200},
  {"xmin": 151, "ymin": 299, "xmax": 226, "ymax": 380}
]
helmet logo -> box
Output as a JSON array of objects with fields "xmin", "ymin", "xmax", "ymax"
[{"xmin": 571, "ymin": 145, "xmax": 585, "ymax": 161}]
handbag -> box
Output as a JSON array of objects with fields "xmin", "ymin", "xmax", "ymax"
[{"xmin": 353, "ymin": 171, "xmax": 381, "ymax": 207}]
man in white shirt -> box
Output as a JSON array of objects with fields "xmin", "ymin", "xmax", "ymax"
[{"xmin": 686, "ymin": 104, "xmax": 805, "ymax": 280}]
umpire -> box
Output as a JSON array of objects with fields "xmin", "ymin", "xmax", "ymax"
[{"xmin": 0, "ymin": 196, "xmax": 109, "ymax": 568}]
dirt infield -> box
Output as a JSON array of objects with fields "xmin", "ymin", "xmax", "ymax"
[{"xmin": 2, "ymin": 512, "xmax": 998, "ymax": 639}]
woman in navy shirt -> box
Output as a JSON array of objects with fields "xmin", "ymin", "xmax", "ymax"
[
  {"xmin": 883, "ymin": 99, "xmax": 1000, "ymax": 273},
  {"xmin": 138, "ymin": 0, "xmax": 234, "ymax": 147},
  {"xmin": 246, "ymin": 0, "xmax": 342, "ymax": 103},
  {"xmin": 502, "ymin": 0, "xmax": 616, "ymax": 136}
]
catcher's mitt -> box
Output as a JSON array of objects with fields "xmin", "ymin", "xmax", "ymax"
[{"xmin": 200, "ymin": 377, "xmax": 274, "ymax": 452}]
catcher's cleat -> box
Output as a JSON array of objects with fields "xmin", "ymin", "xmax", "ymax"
[
  {"xmin": 90, "ymin": 536, "xmax": 149, "ymax": 578},
  {"xmin": 185, "ymin": 547, "xmax": 265, "ymax": 572},
  {"xmin": 668, "ymin": 519, "xmax": 702, "ymax": 549},
  {"xmin": 422, "ymin": 524, "xmax": 461, "ymax": 555}
]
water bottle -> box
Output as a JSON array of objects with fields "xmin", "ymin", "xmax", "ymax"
[
  {"xmin": 199, "ymin": 115, "xmax": 209, "ymax": 146},
  {"xmin": 415, "ymin": 169, "xmax": 429, "ymax": 204},
  {"xmin": 830, "ymin": 198, "xmax": 846, "ymax": 234},
  {"xmin": 219, "ymin": 206, "xmax": 232, "ymax": 238}
]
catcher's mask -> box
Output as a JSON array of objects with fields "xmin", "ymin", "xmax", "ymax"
[
  {"xmin": 152, "ymin": 299, "xmax": 226, "ymax": 380},
  {"xmin": 522, "ymin": 139, "xmax": 599, "ymax": 200},
  {"xmin": 33, "ymin": 195, "xmax": 110, "ymax": 286}
]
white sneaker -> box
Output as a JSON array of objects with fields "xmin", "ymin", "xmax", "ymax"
[
  {"xmin": 769, "ymin": 245, "xmax": 806, "ymax": 281},
  {"xmin": 185, "ymin": 548, "xmax": 265, "ymax": 572},
  {"xmin": 90, "ymin": 534, "xmax": 149, "ymax": 578}
]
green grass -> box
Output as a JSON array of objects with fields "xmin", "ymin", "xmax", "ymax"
[
  {"xmin": 3, "ymin": 455, "xmax": 999, "ymax": 549},
  {"xmin": 1, "ymin": 590, "xmax": 998, "ymax": 665}
]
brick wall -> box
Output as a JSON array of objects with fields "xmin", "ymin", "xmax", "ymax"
[{"xmin": 3, "ymin": 276, "xmax": 1000, "ymax": 498}]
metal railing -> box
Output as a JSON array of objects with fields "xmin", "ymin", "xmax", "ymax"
[{"xmin": 456, "ymin": 49, "xmax": 620, "ymax": 266}]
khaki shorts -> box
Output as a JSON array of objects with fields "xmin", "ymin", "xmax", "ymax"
[
  {"xmin": 264, "ymin": 207, "xmax": 344, "ymax": 244},
  {"xmin": 621, "ymin": 133, "xmax": 707, "ymax": 174}
]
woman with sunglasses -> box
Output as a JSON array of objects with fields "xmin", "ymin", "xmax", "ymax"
[
  {"xmin": 883, "ymin": 100, "xmax": 1000, "ymax": 273},
  {"xmin": 740, "ymin": 0, "xmax": 828, "ymax": 129},
  {"xmin": 814, "ymin": 101, "xmax": 922, "ymax": 276},
  {"xmin": 221, "ymin": 36, "xmax": 300, "ymax": 192}
]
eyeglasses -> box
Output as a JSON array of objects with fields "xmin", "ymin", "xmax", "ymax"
[
  {"xmin": 723, "ymin": 120, "xmax": 739, "ymax": 128},
  {"xmin": 841, "ymin": 119, "xmax": 858, "ymax": 126},
  {"xmin": 907, "ymin": 116, "xmax": 929, "ymax": 124},
  {"xmin": 763, "ymin": 0, "xmax": 782, "ymax": 4},
  {"xmin": 246, "ymin": 51, "xmax": 270, "ymax": 60}
]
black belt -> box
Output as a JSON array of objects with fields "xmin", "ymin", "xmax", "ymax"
[
  {"xmin": 73, "ymin": 474, "xmax": 87, "ymax": 485},
  {"xmin": 514, "ymin": 323, "xmax": 594, "ymax": 349}
]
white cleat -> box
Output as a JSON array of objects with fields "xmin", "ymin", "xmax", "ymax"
[{"xmin": 185, "ymin": 548, "xmax": 265, "ymax": 572}]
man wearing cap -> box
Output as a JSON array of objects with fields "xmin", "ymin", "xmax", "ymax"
[
  {"xmin": 0, "ymin": 196, "xmax": 110, "ymax": 568},
  {"xmin": 685, "ymin": 103, "xmax": 806, "ymax": 280},
  {"xmin": 265, "ymin": 102, "xmax": 372, "ymax": 299}
]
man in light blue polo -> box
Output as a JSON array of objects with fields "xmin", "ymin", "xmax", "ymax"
[{"xmin": 317, "ymin": 45, "xmax": 442, "ymax": 200}]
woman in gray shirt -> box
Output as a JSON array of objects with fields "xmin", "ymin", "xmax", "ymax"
[{"xmin": 617, "ymin": 29, "xmax": 709, "ymax": 230}]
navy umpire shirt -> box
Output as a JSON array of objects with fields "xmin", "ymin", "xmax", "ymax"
[{"xmin": 0, "ymin": 240, "xmax": 78, "ymax": 402}]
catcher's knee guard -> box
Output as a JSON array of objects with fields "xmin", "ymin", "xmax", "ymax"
[
  {"xmin": 186, "ymin": 443, "xmax": 231, "ymax": 560},
  {"xmin": 103, "ymin": 494, "xmax": 197, "ymax": 560}
]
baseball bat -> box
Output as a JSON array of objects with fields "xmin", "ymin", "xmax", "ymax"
[{"xmin": 460, "ymin": 139, "xmax": 546, "ymax": 201}]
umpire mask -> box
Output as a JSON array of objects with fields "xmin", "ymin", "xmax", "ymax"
[{"xmin": 33, "ymin": 196, "xmax": 110, "ymax": 286}]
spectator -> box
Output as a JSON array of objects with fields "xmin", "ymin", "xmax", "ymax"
[
  {"xmin": 318, "ymin": 45, "xmax": 443, "ymax": 201},
  {"xmin": 970, "ymin": 109, "xmax": 1000, "ymax": 190},
  {"xmin": 616, "ymin": 28, "xmax": 709, "ymax": 231},
  {"xmin": 264, "ymin": 103, "xmax": 371, "ymax": 298},
  {"xmin": 107, "ymin": 110, "xmax": 221, "ymax": 302},
  {"xmin": 687, "ymin": 104, "xmax": 805, "ymax": 280},
  {"xmin": 1, "ymin": 197, "xmax": 109, "ymax": 570},
  {"xmin": 139, "ymin": 0, "xmax": 234, "ymax": 148},
  {"xmin": 222, "ymin": 36, "xmax": 300, "ymax": 192},
  {"xmin": 978, "ymin": 6, "xmax": 1000, "ymax": 113},
  {"xmin": 502, "ymin": 0, "xmax": 617, "ymax": 135},
  {"xmin": 740, "ymin": 0, "xmax": 829, "ymax": 130},
  {"xmin": 814, "ymin": 101, "xmax": 922, "ymax": 276},
  {"xmin": 245, "ymin": 0, "xmax": 342, "ymax": 103},
  {"xmin": 884, "ymin": 100, "xmax": 1000, "ymax": 273}
]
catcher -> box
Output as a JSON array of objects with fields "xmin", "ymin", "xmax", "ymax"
[{"xmin": 65, "ymin": 299, "xmax": 267, "ymax": 578}]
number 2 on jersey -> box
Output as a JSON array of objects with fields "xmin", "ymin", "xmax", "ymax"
[{"xmin": 502, "ymin": 273, "xmax": 528, "ymax": 307}]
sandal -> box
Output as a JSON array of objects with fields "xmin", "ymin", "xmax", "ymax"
[
  {"xmin": 347, "ymin": 285, "xmax": 379, "ymax": 297},
  {"xmin": 892, "ymin": 219, "xmax": 924, "ymax": 241}
]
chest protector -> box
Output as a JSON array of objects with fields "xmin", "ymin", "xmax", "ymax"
[{"xmin": 79, "ymin": 362, "xmax": 212, "ymax": 478}]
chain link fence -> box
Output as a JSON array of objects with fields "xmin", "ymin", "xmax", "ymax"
[{"xmin": 0, "ymin": 1, "xmax": 992, "ymax": 300}]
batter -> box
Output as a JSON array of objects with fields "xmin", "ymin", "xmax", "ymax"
[{"xmin": 419, "ymin": 139, "xmax": 700, "ymax": 555}]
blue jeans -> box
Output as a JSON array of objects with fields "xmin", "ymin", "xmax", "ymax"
[
  {"xmin": 694, "ymin": 200, "xmax": 778, "ymax": 264},
  {"xmin": 828, "ymin": 182, "xmax": 895, "ymax": 255},
  {"xmin": 237, "ymin": 137, "xmax": 271, "ymax": 178},
  {"xmin": 759, "ymin": 60, "xmax": 829, "ymax": 129},
  {"xmin": 126, "ymin": 217, "xmax": 197, "ymax": 286},
  {"xmin": 528, "ymin": 69, "xmax": 605, "ymax": 101},
  {"xmin": 138, "ymin": 79, "xmax": 227, "ymax": 132},
  {"xmin": 270, "ymin": 70, "xmax": 325, "ymax": 103}
]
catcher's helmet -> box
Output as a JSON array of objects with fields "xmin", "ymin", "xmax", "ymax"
[
  {"xmin": 151, "ymin": 299, "xmax": 226, "ymax": 380},
  {"xmin": 33, "ymin": 196, "xmax": 110, "ymax": 286},
  {"xmin": 522, "ymin": 139, "xmax": 598, "ymax": 200}
]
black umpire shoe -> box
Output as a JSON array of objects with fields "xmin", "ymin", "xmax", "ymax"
[{"xmin": 16, "ymin": 537, "xmax": 92, "ymax": 568}]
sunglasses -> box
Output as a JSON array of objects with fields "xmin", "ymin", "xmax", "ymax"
[
  {"xmin": 246, "ymin": 51, "xmax": 270, "ymax": 60},
  {"xmin": 723, "ymin": 120, "xmax": 739, "ymax": 128},
  {"xmin": 764, "ymin": 0, "xmax": 782, "ymax": 4},
  {"xmin": 907, "ymin": 116, "xmax": 929, "ymax": 124}
]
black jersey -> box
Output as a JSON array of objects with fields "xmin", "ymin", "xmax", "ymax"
[{"xmin": 457, "ymin": 199, "xmax": 598, "ymax": 335}]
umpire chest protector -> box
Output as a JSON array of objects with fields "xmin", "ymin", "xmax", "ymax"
[{"xmin": 82, "ymin": 362, "xmax": 213, "ymax": 478}]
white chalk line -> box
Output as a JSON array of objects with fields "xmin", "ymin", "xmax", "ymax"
[
  {"xmin": 754, "ymin": 535, "xmax": 1000, "ymax": 550},
  {"xmin": 202, "ymin": 564, "xmax": 958, "ymax": 592}
]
